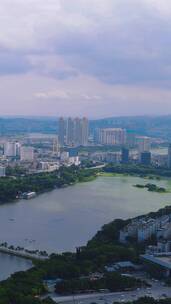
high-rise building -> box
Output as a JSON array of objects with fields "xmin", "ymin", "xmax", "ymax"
[
  {"xmin": 20, "ymin": 146, "xmax": 34, "ymax": 161},
  {"xmin": 168, "ymin": 144, "xmax": 171, "ymax": 169},
  {"xmin": 52, "ymin": 136, "xmax": 60, "ymax": 155},
  {"xmin": 58, "ymin": 117, "xmax": 89, "ymax": 147},
  {"xmin": 74, "ymin": 118, "xmax": 82, "ymax": 146},
  {"xmin": 136, "ymin": 136, "xmax": 151, "ymax": 153},
  {"xmin": 66, "ymin": 118, "xmax": 75, "ymax": 146},
  {"xmin": 140, "ymin": 151, "xmax": 151, "ymax": 166},
  {"xmin": 98, "ymin": 128, "xmax": 126, "ymax": 145},
  {"xmin": 58, "ymin": 117, "xmax": 65, "ymax": 146},
  {"xmin": 75, "ymin": 117, "xmax": 89, "ymax": 146},
  {"xmin": 127, "ymin": 133, "xmax": 136, "ymax": 148},
  {"xmin": 4, "ymin": 142, "xmax": 18, "ymax": 157},
  {"xmin": 121, "ymin": 147, "xmax": 129, "ymax": 163},
  {"xmin": 15, "ymin": 142, "xmax": 21, "ymax": 157},
  {"xmin": 81, "ymin": 117, "xmax": 89, "ymax": 146}
]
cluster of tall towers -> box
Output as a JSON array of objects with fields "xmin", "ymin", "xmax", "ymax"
[{"xmin": 58, "ymin": 117, "xmax": 89, "ymax": 147}]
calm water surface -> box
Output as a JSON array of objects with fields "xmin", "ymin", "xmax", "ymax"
[
  {"xmin": 1, "ymin": 175, "xmax": 171, "ymax": 280},
  {"xmin": 0, "ymin": 253, "xmax": 32, "ymax": 281},
  {"xmin": 0, "ymin": 175, "xmax": 170, "ymax": 254}
]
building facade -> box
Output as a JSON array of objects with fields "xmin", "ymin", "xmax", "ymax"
[
  {"xmin": 97, "ymin": 128, "xmax": 126, "ymax": 145},
  {"xmin": 121, "ymin": 147, "xmax": 129, "ymax": 163},
  {"xmin": 20, "ymin": 146, "xmax": 34, "ymax": 161},
  {"xmin": 58, "ymin": 117, "xmax": 89, "ymax": 147},
  {"xmin": 140, "ymin": 151, "xmax": 151, "ymax": 165},
  {"xmin": 136, "ymin": 136, "xmax": 151, "ymax": 153},
  {"xmin": 4, "ymin": 141, "xmax": 19, "ymax": 157},
  {"xmin": 58, "ymin": 117, "xmax": 66, "ymax": 146}
]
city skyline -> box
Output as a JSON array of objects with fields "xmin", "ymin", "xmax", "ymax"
[
  {"xmin": 1, "ymin": 1, "xmax": 171, "ymax": 117},
  {"xmin": 59, "ymin": 116, "xmax": 89, "ymax": 146}
]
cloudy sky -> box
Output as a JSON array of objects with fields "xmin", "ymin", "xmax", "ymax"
[{"xmin": 1, "ymin": 0, "xmax": 171, "ymax": 118}]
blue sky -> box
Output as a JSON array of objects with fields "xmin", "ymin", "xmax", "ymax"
[{"xmin": 0, "ymin": 0, "xmax": 171, "ymax": 117}]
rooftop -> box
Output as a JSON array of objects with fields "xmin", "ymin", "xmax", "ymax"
[{"xmin": 141, "ymin": 254, "xmax": 171, "ymax": 270}]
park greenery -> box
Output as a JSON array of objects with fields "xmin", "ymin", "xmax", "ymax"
[
  {"xmin": 103, "ymin": 163, "xmax": 171, "ymax": 178},
  {"xmin": 2, "ymin": 162, "xmax": 171, "ymax": 205},
  {"xmin": 0, "ymin": 165, "xmax": 97, "ymax": 203},
  {"xmin": 55, "ymin": 272, "xmax": 142, "ymax": 294}
]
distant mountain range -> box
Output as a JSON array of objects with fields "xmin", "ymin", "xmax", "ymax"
[
  {"xmin": 90, "ymin": 115, "xmax": 171, "ymax": 139},
  {"xmin": 0, "ymin": 115, "xmax": 171, "ymax": 139}
]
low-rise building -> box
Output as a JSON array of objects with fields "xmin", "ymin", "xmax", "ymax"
[
  {"xmin": 90, "ymin": 152, "xmax": 121, "ymax": 163},
  {"xmin": 38, "ymin": 162, "xmax": 59, "ymax": 172},
  {"xmin": 120, "ymin": 215, "xmax": 171, "ymax": 243},
  {"xmin": 60, "ymin": 151, "xmax": 69, "ymax": 162},
  {"xmin": 68, "ymin": 156, "xmax": 80, "ymax": 166},
  {"xmin": 141, "ymin": 254, "xmax": 171, "ymax": 278}
]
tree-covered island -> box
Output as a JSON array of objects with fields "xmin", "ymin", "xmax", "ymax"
[{"xmin": 134, "ymin": 183, "xmax": 167, "ymax": 193}]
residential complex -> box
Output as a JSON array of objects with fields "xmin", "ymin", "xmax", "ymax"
[
  {"xmin": 4, "ymin": 141, "xmax": 20, "ymax": 157},
  {"xmin": 120, "ymin": 214, "xmax": 171, "ymax": 244},
  {"xmin": 58, "ymin": 117, "xmax": 89, "ymax": 147},
  {"xmin": 20, "ymin": 146, "xmax": 34, "ymax": 162},
  {"xmin": 97, "ymin": 128, "xmax": 126, "ymax": 145},
  {"xmin": 58, "ymin": 117, "xmax": 65, "ymax": 146},
  {"xmin": 136, "ymin": 136, "xmax": 151, "ymax": 153}
]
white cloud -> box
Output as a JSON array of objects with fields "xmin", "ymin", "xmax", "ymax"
[{"xmin": 0, "ymin": 0, "xmax": 171, "ymax": 115}]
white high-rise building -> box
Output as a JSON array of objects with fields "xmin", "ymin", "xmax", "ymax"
[
  {"xmin": 20, "ymin": 146, "xmax": 34, "ymax": 161},
  {"xmin": 98, "ymin": 128, "xmax": 126, "ymax": 145},
  {"xmin": 65, "ymin": 117, "xmax": 89, "ymax": 147},
  {"xmin": 15, "ymin": 142, "xmax": 21, "ymax": 157},
  {"xmin": 4, "ymin": 142, "xmax": 18, "ymax": 157},
  {"xmin": 74, "ymin": 117, "xmax": 89, "ymax": 146},
  {"xmin": 58, "ymin": 117, "xmax": 66, "ymax": 146},
  {"xmin": 81, "ymin": 117, "xmax": 89, "ymax": 146},
  {"xmin": 66, "ymin": 118, "xmax": 75, "ymax": 146}
]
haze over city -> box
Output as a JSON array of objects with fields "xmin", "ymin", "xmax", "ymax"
[
  {"xmin": 3, "ymin": 1, "xmax": 171, "ymax": 303},
  {"xmin": 0, "ymin": 0, "xmax": 171, "ymax": 117}
]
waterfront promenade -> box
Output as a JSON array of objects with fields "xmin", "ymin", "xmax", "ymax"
[{"xmin": 0, "ymin": 246, "xmax": 48, "ymax": 261}]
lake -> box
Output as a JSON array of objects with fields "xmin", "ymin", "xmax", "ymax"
[
  {"xmin": 0, "ymin": 253, "xmax": 32, "ymax": 281},
  {"xmin": 0, "ymin": 175, "xmax": 171, "ymax": 254}
]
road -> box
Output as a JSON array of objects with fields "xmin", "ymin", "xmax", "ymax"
[
  {"xmin": 86, "ymin": 164, "xmax": 106, "ymax": 170},
  {"xmin": 51, "ymin": 281, "xmax": 171, "ymax": 303}
]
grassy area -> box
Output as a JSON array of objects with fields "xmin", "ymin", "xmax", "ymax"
[
  {"xmin": 78, "ymin": 175, "xmax": 97, "ymax": 183},
  {"xmin": 99, "ymin": 172, "xmax": 128, "ymax": 177}
]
